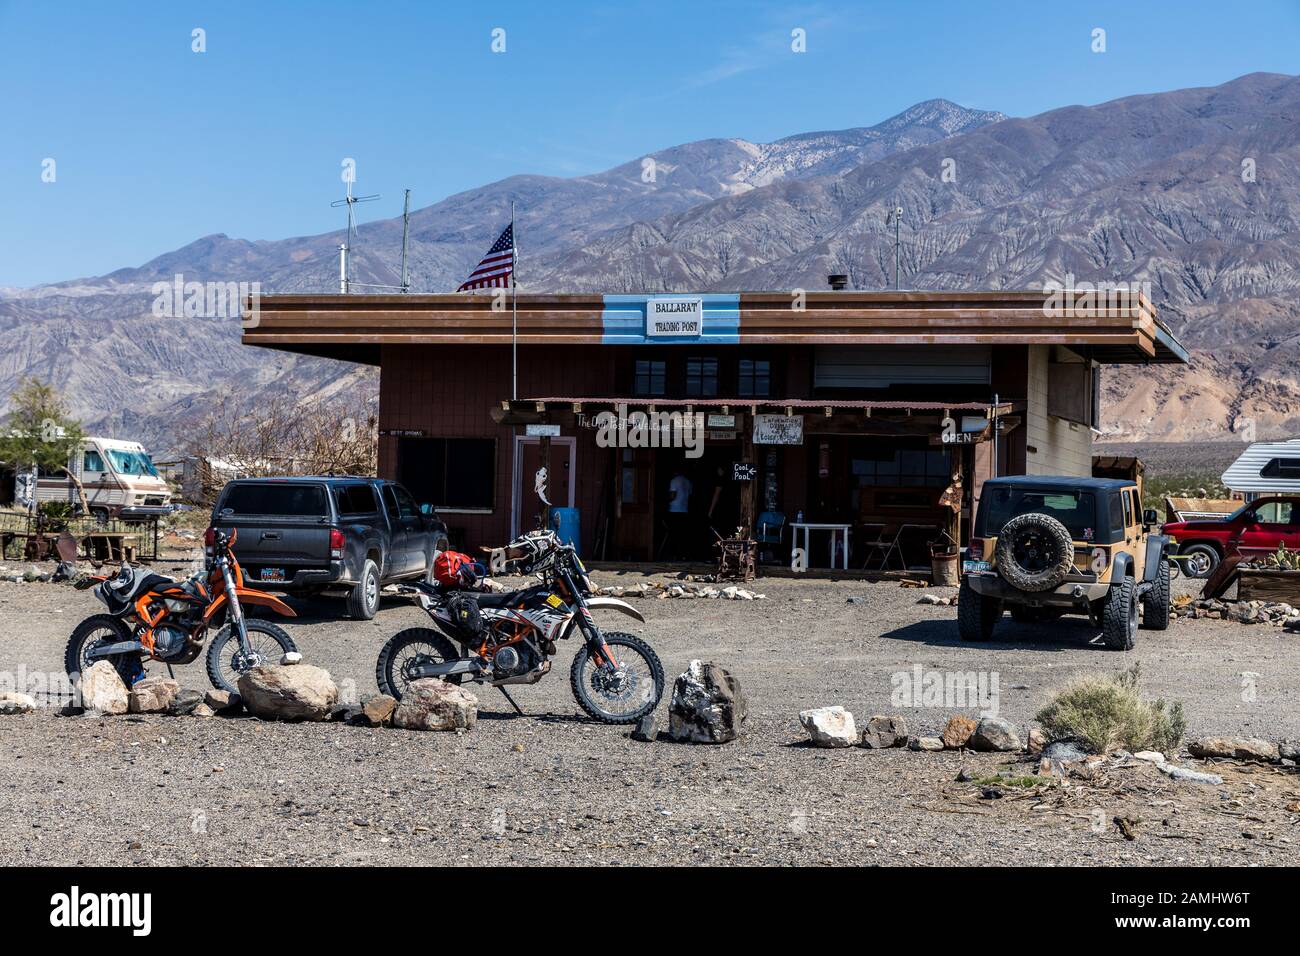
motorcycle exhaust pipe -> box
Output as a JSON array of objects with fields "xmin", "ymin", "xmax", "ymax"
[
  {"xmin": 408, "ymin": 658, "xmax": 484, "ymax": 680},
  {"xmin": 85, "ymin": 639, "xmax": 146, "ymax": 661}
]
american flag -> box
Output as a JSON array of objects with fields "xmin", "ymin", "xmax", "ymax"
[{"xmin": 457, "ymin": 223, "xmax": 515, "ymax": 291}]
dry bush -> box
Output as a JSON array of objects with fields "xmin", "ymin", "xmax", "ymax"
[
  {"xmin": 1035, "ymin": 664, "xmax": 1186, "ymax": 755},
  {"xmin": 182, "ymin": 395, "xmax": 377, "ymax": 503}
]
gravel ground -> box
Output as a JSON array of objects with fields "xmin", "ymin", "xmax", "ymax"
[{"xmin": 2, "ymin": 552, "xmax": 1299, "ymax": 866}]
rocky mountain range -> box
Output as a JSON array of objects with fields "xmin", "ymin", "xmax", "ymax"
[{"xmin": 4, "ymin": 74, "xmax": 1300, "ymax": 453}]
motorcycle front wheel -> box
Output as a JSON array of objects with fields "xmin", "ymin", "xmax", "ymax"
[
  {"xmin": 204, "ymin": 620, "xmax": 297, "ymax": 693},
  {"xmin": 569, "ymin": 631, "xmax": 664, "ymax": 724}
]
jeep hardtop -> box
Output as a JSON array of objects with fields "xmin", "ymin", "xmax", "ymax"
[{"xmin": 959, "ymin": 476, "xmax": 1171, "ymax": 650}]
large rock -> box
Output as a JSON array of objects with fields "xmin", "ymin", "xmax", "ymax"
[
  {"xmin": 0, "ymin": 692, "xmax": 36, "ymax": 715},
  {"xmin": 860, "ymin": 715, "xmax": 909, "ymax": 749},
  {"xmin": 909, "ymin": 735, "xmax": 945, "ymax": 751},
  {"xmin": 80, "ymin": 661, "xmax": 129, "ymax": 715},
  {"xmin": 971, "ymin": 716, "xmax": 1022, "ymax": 752},
  {"xmin": 391, "ymin": 679, "xmax": 478, "ymax": 732},
  {"xmin": 1188, "ymin": 736, "xmax": 1279, "ymax": 763},
  {"xmin": 667, "ymin": 660, "xmax": 747, "ymax": 744},
  {"xmin": 942, "ymin": 715, "xmax": 978, "ymax": 749},
  {"xmin": 204, "ymin": 689, "xmax": 241, "ymax": 713},
  {"xmin": 128, "ymin": 677, "xmax": 180, "ymax": 714},
  {"xmin": 237, "ymin": 664, "xmax": 338, "ymax": 722},
  {"xmin": 799, "ymin": 706, "xmax": 857, "ymax": 748}
]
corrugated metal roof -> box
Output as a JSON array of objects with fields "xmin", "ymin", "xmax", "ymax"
[{"xmin": 1221, "ymin": 441, "xmax": 1300, "ymax": 492}]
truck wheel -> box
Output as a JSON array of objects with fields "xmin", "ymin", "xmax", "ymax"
[
  {"xmin": 346, "ymin": 559, "xmax": 381, "ymax": 620},
  {"xmin": 1102, "ymin": 576, "xmax": 1138, "ymax": 650},
  {"xmin": 1140, "ymin": 557, "xmax": 1171, "ymax": 630},
  {"xmin": 1181, "ymin": 544, "xmax": 1219, "ymax": 579},
  {"xmin": 958, "ymin": 579, "xmax": 1002, "ymax": 642}
]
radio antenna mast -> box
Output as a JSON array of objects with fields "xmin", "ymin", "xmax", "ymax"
[
  {"xmin": 331, "ymin": 178, "xmax": 380, "ymax": 293},
  {"xmin": 400, "ymin": 188, "xmax": 411, "ymax": 293}
]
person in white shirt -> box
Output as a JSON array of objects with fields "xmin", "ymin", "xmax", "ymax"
[{"xmin": 667, "ymin": 472, "xmax": 692, "ymax": 559}]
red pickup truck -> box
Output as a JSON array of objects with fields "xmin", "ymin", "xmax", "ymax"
[{"xmin": 1164, "ymin": 496, "xmax": 1300, "ymax": 577}]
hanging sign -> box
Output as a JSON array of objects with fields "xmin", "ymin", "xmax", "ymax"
[
  {"xmin": 526, "ymin": 424, "xmax": 561, "ymax": 437},
  {"xmin": 753, "ymin": 414, "xmax": 804, "ymax": 445}
]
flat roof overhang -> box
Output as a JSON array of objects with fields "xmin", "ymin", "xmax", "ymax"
[{"xmin": 242, "ymin": 290, "xmax": 1188, "ymax": 366}]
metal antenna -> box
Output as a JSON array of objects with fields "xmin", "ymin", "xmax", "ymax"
[
  {"xmin": 400, "ymin": 188, "xmax": 411, "ymax": 293},
  {"xmin": 331, "ymin": 177, "xmax": 380, "ymax": 293},
  {"xmin": 885, "ymin": 205, "xmax": 903, "ymax": 290}
]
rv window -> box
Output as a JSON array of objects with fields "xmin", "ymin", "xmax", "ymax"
[
  {"xmin": 1260, "ymin": 457, "xmax": 1300, "ymax": 480},
  {"xmin": 84, "ymin": 450, "xmax": 105, "ymax": 473},
  {"xmin": 221, "ymin": 483, "xmax": 327, "ymax": 517},
  {"xmin": 105, "ymin": 449, "xmax": 159, "ymax": 478}
]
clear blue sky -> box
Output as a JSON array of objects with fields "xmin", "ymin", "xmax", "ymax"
[{"xmin": 3, "ymin": 0, "xmax": 1296, "ymax": 287}]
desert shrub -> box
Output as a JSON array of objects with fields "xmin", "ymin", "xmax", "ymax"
[
  {"xmin": 37, "ymin": 500, "xmax": 75, "ymax": 531},
  {"xmin": 1035, "ymin": 664, "xmax": 1186, "ymax": 755}
]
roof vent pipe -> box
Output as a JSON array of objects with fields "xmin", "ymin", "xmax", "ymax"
[{"xmin": 827, "ymin": 274, "xmax": 848, "ymax": 290}]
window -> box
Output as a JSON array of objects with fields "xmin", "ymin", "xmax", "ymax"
[
  {"xmin": 334, "ymin": 483, "xmax": 378, "ymax": 516},
  {"xmin": 396, "ymin": 437, "xmax": 495, "ymax": 511},
  {"xmin": 1252, "ymin": 501, "xmax": 1294, "ymax": 524},
  {"xmin": 978, "ymin": 487, "xmax": 1098, "ymax": 542},
  {"xmin": 105, "ymin": 449, "xmax": 159, "ymax": 478},
  {"xmin": 738, "ymin": 359, "xmax": 771, "ymax": 397},
  {"xmin": 849, "ymin": 449, "xmax": 952, "ymax": 488},
  {"xmin": 221, "ymin": 483, "xmax": 328, "ymax": 517},
  {"xmin": 1261, "ymin": 458, "xmax": 1300, "ymax": 480},
  {"xmin": 1123, "ymin": 489, "xmax": 1134, "ymax": 527},
  {"xmin": 633, "ymin": 360, "xmax": 666, "ymax": 397},
  {"xmin": 685, "ymin": 357, "xmax": 718, "ymax": 397},
  {"xmin": 1109, "ymin": 494, "xmax": 1124, "ymax": 531},
  {"xmin": 83, "ymin": 450, "xmax": 105, "ymax": 473}
]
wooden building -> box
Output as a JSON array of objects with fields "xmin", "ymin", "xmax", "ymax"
[{"xmin": 244, "ymin": 290, "xmax": 1187, "ymax": 569}]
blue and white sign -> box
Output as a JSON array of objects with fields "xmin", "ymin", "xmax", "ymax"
[{"xmin": 601, "ymin": 293, "xmax": 740, "ymax": 345}]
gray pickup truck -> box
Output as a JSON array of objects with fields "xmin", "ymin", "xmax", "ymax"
[{"xmin": 207, "ymin": 477, "xmax": 450, "ymax": 620}]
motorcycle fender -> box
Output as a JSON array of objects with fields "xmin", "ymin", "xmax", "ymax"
[
  {"xmin": 233, "ymin": 589, "xmax": 298, "ymax": 618},
  {"xmin": 559, "ymin": 597, "xmax": 645, "ymax": 640}
]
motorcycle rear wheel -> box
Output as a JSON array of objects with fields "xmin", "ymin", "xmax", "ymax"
[
  {"xmin": 375, "ymin": 627, "xmax": 463, "ymax": 701},
  {"xmin": 569, "ymin": 631, "xmax": 664, "ymax": 724},
  {"xmin": 204, "ymin": 620, "xmax": 297, "ymax": 693},
  {"xmin": 64, "ymin": 614, "xmax": 144, "ymax": 687}
]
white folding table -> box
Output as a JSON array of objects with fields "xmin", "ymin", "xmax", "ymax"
[{"xmin": 790, "ymin": 522, "xmax": 851, "ymax": 570}]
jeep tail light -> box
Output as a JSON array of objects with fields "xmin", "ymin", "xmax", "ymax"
[
  {"xmin": 204, "ymin": 526, "xmax": 215, "ymax": 557},
  {"xmin": 329, "ymin": 528, "xmax": 345, "ymax": 559},
  {"xmin": 969, "ymin": 537, "xmax": 984, "ymax": 558}
]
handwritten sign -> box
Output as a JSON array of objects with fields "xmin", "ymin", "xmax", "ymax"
[
  {"xmin": 753, "ymin": 414, "xmax": 803, "ymax": 445},
  {"xmin": 732, "ymin": 462, "xmax": 757, "ymax": 481}
]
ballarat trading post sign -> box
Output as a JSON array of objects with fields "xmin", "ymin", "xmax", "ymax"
[
  {"xmin": 645, "ymin": 297, "xmax": 703, "ymax": 337},
  {"xmin": 753, "ymin": 414, "xmax": 804, "ymax": 445}
]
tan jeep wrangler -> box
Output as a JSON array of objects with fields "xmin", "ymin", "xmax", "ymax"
[{"xmin": 959, "ymin": 476, "xmax": 1171, "ymax": 650}]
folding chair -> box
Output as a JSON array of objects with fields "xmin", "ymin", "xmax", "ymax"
[{"xmin": 859, "ymin": 523, "xmax": 904, "ymax": 571}]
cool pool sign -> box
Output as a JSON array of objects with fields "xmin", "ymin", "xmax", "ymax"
[{"xmin": 645, "ymin": 297, "xmax": 703, "ymax": 337}]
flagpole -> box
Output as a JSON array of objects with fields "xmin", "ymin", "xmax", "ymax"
[{"xmin": 511, "ymin": 200, "xmax": 518, "ymax": 402}]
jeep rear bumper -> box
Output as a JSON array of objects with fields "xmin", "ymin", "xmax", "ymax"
[{"xmin": 966, "ymin": 573, "xmax": 1110, "ymax": 605}]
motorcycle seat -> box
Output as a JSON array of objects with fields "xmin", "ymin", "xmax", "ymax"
[{"xmin": 97, "ymin": 566, "xmax": 175, "ymax": 615}]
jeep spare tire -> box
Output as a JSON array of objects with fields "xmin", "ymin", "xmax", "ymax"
[{"xmin": 995, "ymin": 512, "xmax": 1074, "ymax": 592}]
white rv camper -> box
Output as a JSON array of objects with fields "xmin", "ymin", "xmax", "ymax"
[
  {"xmin": 1222, "ymin": 440, "xmax": 1300, "ymax": 500},
  {"xmin": 35, "ymin": 437, "xmax": 173, "ymax": 520}
]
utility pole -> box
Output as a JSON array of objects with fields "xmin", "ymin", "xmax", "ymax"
[
  {"xmin": 885, "ymin": 205, "xmax": 903, "ymax": 290},
  {"xmin": 400, "ymin": 188, "xmax": 411, "ymax": 293}
]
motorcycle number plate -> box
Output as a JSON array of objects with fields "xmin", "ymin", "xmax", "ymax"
[
  {"xmin": 544, "ymin": 593, "xmax": 564, "ymax": 609},
  {"xmin": 962, "ymin": 560, "xmax": 991, "ymax": 574},
  {"xmin": 260, "ymin": 567, "xmax": 286, "ymax": 582}
]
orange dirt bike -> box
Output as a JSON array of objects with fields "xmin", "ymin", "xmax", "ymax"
[
  {"xmin": 65, "ymin": 529, "xmax": 298, "ymax": 693},
  {"xmin": 375, "ymin": 530, "xmax": 664, "ymax": 723}
]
